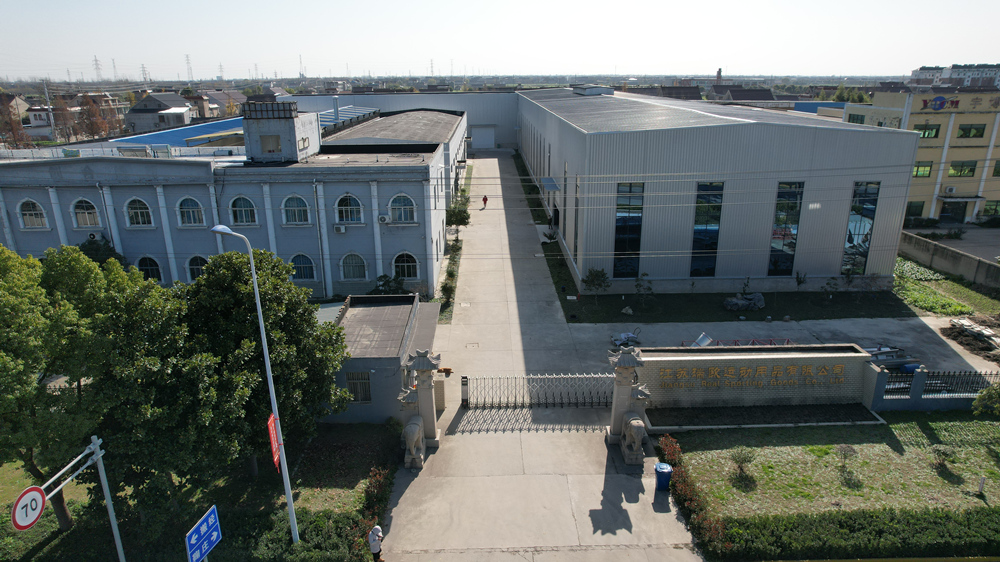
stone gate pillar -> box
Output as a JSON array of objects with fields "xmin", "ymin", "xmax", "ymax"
[
  {"xmin": 607, "ymin": 346, "xmax": 643, "ymax": 445},
  {"xmin": 406, "ymin": 349, "xmax": 442, "ymax": 447}
]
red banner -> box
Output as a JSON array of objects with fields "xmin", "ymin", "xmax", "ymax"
[{"xmin": 267, "ymin": 414, "xmax": 280, "ymax": 472}]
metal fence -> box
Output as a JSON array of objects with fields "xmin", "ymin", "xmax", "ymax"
[
  {"xmin": 881, "ymin": 370, "xmax": 1000, "ymax": 400},
  {"xmin": 466, "ymin": 373, "xmax": 614, "ymax": 408}
]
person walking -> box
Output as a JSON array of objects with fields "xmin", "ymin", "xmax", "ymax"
[
  {"xmin": 482, "ymin": 194, "xmax": 488, "ymax": 208},
  {"xmin": 368, "ymin": 525, "xmax": 383, "ymax": 561}
]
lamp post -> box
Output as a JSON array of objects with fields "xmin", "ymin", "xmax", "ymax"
[{"xmin": 211, "ymin": 224, "xmax": 299, "ymax": 543}]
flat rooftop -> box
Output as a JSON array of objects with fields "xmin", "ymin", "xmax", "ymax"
[
  {"xmin": 519, "ymin": 88, "xmax": 885, "ymax": 133},
  {"xmin": 324, "ymin": 110, "xmax": 462, "ymax": 146},
  {"xmin": 337, "ymin": 295, "xmax": 416, "ymax": 358}
]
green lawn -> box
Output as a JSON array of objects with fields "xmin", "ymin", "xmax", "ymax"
[
  {"xmin": 1, "ymin": 423, "xmax": 399, "ymax": 561},
  {"xmin": 677, "ymin": 410, "xmax": 1000, "ymax": 518}
]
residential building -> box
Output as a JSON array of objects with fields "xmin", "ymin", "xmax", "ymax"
[
  {"xmin": 125, "ymin": 93, "xmax": 196, "ymax": 133},
  {"xmin": 843, "ymin": 91, "xmax": 1000, "ymax": 222},
  {"xmin": 199, "ymin": 90, "xmax": 247, "ymax": 117},
  {"xmin": 908, "ymin": 64, "xmax": 1000, "ymax": 89}
]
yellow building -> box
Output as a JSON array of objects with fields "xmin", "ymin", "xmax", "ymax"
[{"xmin": 844, "ymin": 91, "xmax": 1000, "ymax": 223}]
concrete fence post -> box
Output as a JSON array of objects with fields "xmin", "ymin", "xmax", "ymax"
[{"xmin": 910, "ymin": 365, "xmax": 929, "ymax": 402}]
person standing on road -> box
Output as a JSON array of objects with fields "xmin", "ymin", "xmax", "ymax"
[
  {"xmin": 482, "ymin": 194, "xmax": 488, "ymax": 208},
  {"xmin": 368, "ymin": 525, "xmax": 383, "ymax": 561}
]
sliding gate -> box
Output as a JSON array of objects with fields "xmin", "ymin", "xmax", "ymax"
[{"xmin": 465, "ymin": 373, "xmax": 614, "ymax": 408}]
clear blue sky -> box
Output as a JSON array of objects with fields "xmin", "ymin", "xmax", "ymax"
[{"xmin": 4, "ymin": 0, "xmax": 998, "ymax": 81}]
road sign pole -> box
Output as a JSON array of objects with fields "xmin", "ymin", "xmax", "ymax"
[{"xmin": 92, "ymin": 436, "xmax": 125, "ymax": 562}]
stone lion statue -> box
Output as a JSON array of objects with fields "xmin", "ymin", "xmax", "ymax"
[
  {"xmin": 403, "ymin": 415, "xmax": 425, "ymax": 463},
  {"xmin": 622, "ymin": 413, "xmax": 646, "ymax": 453}
]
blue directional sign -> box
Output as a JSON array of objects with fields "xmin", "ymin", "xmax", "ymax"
[{"xmin": 185, "ymin": 505, "xmax": 222, "ymax": 562}]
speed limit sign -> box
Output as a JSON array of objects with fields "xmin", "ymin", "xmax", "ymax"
[{"xmin": 11, "ymin": 486, "xmax": 46, "ymax": 531}]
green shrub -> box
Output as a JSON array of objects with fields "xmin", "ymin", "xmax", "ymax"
[
  {"xmin": 729, "ymin": 446, "xmax": 756, "ymax": 474},
  {"xmin": 439, "ymin": 280, "xmax": 456, "ymax": 302},
  {"xmin": 894, "ymin": 257, "xmax": 946, "ymax": 281},
  {"xmin": 894, "ymin": 278, "xmax": 974, "ymax": 315},
  {"xmin": 978, "ymin": 216, "xmax": 1000, "ymax": 228},
  {"xmin": 710, "ymin": 507, "xmax": 1000, "ymax": 559},
  {"xmin": 658, "ymin": 434, "xmax": 682, "ymax": 466},
  {"xmin": 904, "ymin": 217, "xmax": 940, "ymax": 228}
]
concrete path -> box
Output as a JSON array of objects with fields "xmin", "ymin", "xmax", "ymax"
[{"xmin": 381, "ymin": 152, "xmax": 702, "ymax": 560}]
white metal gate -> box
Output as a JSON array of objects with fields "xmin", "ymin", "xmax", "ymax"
[{"xmin": 465, "ymin": 373, "xmax": 614, "ymax": 408}]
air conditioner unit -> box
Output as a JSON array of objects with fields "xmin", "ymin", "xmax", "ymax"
[
  {"xmin": 944, "ymin": 186, "xmax": 957, "ymax": 194},
  {"xmin": 378, "ymin": 215, "xmax": 391, "ymax": 224},
  {"xmin": 88, "ymin": 232, "xmax": 105, "ymax": 241},
  {"xmin": 333, "ymin": 224, "xmax": 347, "ymax": 234}
]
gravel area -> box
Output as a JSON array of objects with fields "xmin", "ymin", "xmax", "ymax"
[{"xmin": 646, "ymin": 403, "xmax": 880, "ymax": 427}]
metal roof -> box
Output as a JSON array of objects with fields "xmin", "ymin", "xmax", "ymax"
[
  {"xmin": 339, "ymin": 299, "xmax": 414, "ymax": 358},
  {"xmin": 317, "ymin": 105, "xmax": 379, "ymax": 127},
  {"xmin": 519, "ymin": 88, "xmax": 881, "ymax": 133}
]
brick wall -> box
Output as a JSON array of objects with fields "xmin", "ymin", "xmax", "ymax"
[{"xmin": 636, "ymin": 347, "xmax": 871, "ymax": 408}]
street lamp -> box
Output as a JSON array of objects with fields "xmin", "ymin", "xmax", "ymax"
[{"xmin": 210, "ymin": 224, "xmax": 300, "ymax": 543}]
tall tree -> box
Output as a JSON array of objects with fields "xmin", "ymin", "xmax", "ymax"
[
  {"xmin": 78, "ymin": 95, "xmax": 108, "ymax": 139},
  {"xmin": 0, "ymin": 247, "xmax": 93, "ymax": 531},
  {"xmin": 0, "ymin": 102, "xmax": 32, "ymax": 148},
  {"xmin": 184, "ymin": 251, "xmax": 351, "ymax": 463}
]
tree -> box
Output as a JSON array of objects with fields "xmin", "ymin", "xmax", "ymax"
[
  {"xmin": 581, "ymin": 268, "xmax": 611, "ymax": 304},
  {"xmin": 224, "ymin": 100, "xmax": 239, "ymax": 117},
  {"xmin": 729, "ymin": 446, "xmax": 756, "ymax": 475},
  {"xmin": 974, "ymin": 382, "xmax": 1000, "ymax": 416},
  {"xmin": 184, "ymin": 251, "xmax": 351, "ymax": 467},
  {"xmin": 51, "ymin": 95, "xmax": 77, "ymax": 141},
  {"xmin": 0, "ymin": 246, "xmax": 93, "ymax": 531},
  {"xmin": 77, "ymin": 238, "xmax": 128, "ymax": 269},
  {"xmin": 368, "ymin": 274, "xmax": 406, "ymax": 295},
  {"xmin": 833, "ymin": 84, "xmax": 849, "ymax": 102},
  {"xmin": 78, "ymin": 94, "xmax": 108, "ymax": 139},
  {"xmin": 634, "ymin": 272, "xmax": 654, "ymax": 308},
  {"xmin": 0, "ymin": 102, "xmax": 32, "ymax": 148}
]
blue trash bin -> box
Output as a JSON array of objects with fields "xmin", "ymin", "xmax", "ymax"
[{"xmin": 655, "ymin": 463, "xmax": 673, "ymax": 491}]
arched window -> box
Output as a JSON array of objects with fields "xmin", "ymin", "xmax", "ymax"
[
  {"xmin": 342, "ymin": 253, "xmax": 367, "ymax": 280},
  {"xmin": 337, "ymin": 195, "xmax": 363, "ymax": 223},
  {"xmin": 390, "ymin": 195, "xmax": 415, "ymax": 223},
  {"xmin": 126, "ymin": 199, "xmax": 153, "ymax": 227},
  {"xmin": 179, "ymin": 198, "xmax": 204, "ymax": 226},
  {"xmin": 188, "ymin": 256, "xmax": 208, "ymax": 281},
  {"xmin": 282, "ymin": 196, "xmax": 309, "ymax": 224},
  {"xmin": 74, "ymin": 199, "xmax": 100, "ymax": 227},
  {"xmin": 231, "ymin": 197, "xmax": 256, "ymax": 224},
  {"xmin": 393, "ymin": 253, "xmax": 418, "ymax": 279},
  {"xmin": 137, "ymin": 257, "xmax": 161, "ymax": 281},
  {"xmin": 19, "ymin": 200, "xmax": 47, "ymax": 228},
  {"xmin": 291, "ymin": 254, "xmax": 315, "ymax": 280}
]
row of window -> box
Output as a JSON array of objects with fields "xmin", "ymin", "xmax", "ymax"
[
  {"xmin": 612, "ymin": 181, "xmax": 879, "ymax": 278},
  {"xmin": 134, "ymin": 252, "xmax": 421, "ymax": 283},
  {"xmin": 913, "ymin": 160, "xmax": 1000, "ymax": 178},
  {"xmin": 16, "ymin": 194, "xmax": 420, "ymax": 230},
  {"xmin": 914, "ymin": 123, "xmax": 988, "ymax": 139}
]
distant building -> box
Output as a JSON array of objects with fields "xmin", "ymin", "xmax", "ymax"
[
  {"xmin": 723, "ymin": 89, "xmax": 775, "ymax": 102},
  {"xmin": 908, "ymin": 63, "xmax": 1000, "ymax": 89},
  {"xmin": 199, "ymin": 90, "xmax": 247, "ymax": 116},
  {"xmin": 843, "ymin": 90, "xmax": 1000, "ymax": 222},
  {"xmin": 125, "ymin": 93, "xmax": 196, "ymax": 133}
]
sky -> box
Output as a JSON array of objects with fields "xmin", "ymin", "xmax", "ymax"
[{"xmin": 4, "ymin": 0, "xmax": 998, "ymax": 82}]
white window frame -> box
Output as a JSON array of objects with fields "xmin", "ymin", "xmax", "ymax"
[
  {"xmin": 281, "ymin": 195, "xmax": 311, "ymax": 225},
  {"xmin": 335, "ymin": 194, "xmax": 365, "ymax": 224},
  {"xmin": 136, "ymin": 255, "xmax": 162, "ymax": 282},
  {"xmin": 340, "ymin": 253, "xmax": 368, "ymax": 281},
  {"xmin": 392, "ymin": 252, "xmax": 419, "ymax": 279},
  {"xmin": 188, "ymin": 255, "xmax": 209, "ymax": 282},
  {"xmin": 290, "ymin": 254, "xmax": 315, "ymax": 280},
  {"xmin": 71, "ymin": 198, "xmax": 102, "ymax": 229},
  {"xmin": 17, "ymin": 198, "xmax": 49, "ymax": 230},
  {"xmin": 230, "ymin": 196, "xmax": 258, "ymax": 225},
  {"xmin": 388, "ymin": 193, "xmax": 417, "ymax": 224},
  {"xmin": 177, "ymin": 197, "xmax": 206, "ymax": 227},
  {"xmin": 124, "ymin": 197, "xmax": 155, "ymax": 228}
]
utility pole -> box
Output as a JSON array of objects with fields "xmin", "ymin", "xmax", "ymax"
[
  {"xmin": 43, "ymin": 80, "xmax": 57, "ymax": 142},
  {"xmin": 140, "ymin": 64, "xmax": 148, "ymax": 84},
  {"xmin": 66, "ymin": 69, "xmax": 71, "ymax": 82},
  {"xmin": 430, "ymin": 59, "xmax": 434, "ymax": 76},
  {"xmin": 186, "ymin": 54, "xmax": 193, "ymax": 82},
  {"xmin": 254, "ymin": 63, "xmax": 259, "ymax": 80},
  {"xmin": 112, "ymin": 59, "xmax": 117, "ymax": 81},
  {"xmin": 218, "ymin": 63, "xmax": 224, "ymax": 80},
  {"xmin": 92, "ymin": 56, "xmax": 103, "ymax": 82}
]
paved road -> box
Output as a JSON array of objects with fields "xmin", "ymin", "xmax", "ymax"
[{"xmin": 381, "ymin": 152, "xmax": 703, "ymax": 560}]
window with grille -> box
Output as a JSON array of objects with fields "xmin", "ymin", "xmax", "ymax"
[
  {"xmin": 337, "ymin": 195, "xmax": 363, "ymax": 222},
  {"xmin": 957, "ymin": 124, "xmax": 985, "ymax": 138},
  {"xmin": 283, "ymin": 196, "xmax": 309, "ymax": 224},
  {"xmin": 137, "ymin": 257, "xmax": 161, "ymax": 281},
  {"xmin": 74, "ymin": 199, "xmax": 100, "ymax": 227},
  {"xmin": 342, "ymin": 253, "xmax": 367, "ymax": 279},
  {"xmin": 390, "ymin": 195, "xmax": 415, "ymax": 223},
  {"xmin": 949, "ymin": 161, "xmax": 977, "ymax": 177},
  {"xmin": 913, "ymin": 124, "xmax": 940, "ymax": 138},
  {"xmin": 189, "ymin": 256, "xmax": 208, "ymax": 280},
  {"xmin": 291, "ymin": 254, "xmax": 314, "ymax": 280},
  {"xmin": 231, "ymin": 197, "xmax": 257, "ymax": 224},
  {"xmin": 346, "ymin": 372, "xmax": 371, "ymax": 403},
  {"xmin": 179, "ymin": 198, "xmax": 204, "ymax": 225},
  {"xmin": 394, "ymin": 253, "xmax": 417, "ymax": 278},
  {"xmin": 126, "ymin": 199, "xmax": 153, "ymax": 226},
  {"xmin": 847, "ymin": 114, "xmax": 865, "ymax": 125},
  {"xmin": 20, "ymin": 200, "xmax": 46, "ymax": 228},
  {"xmin": 913, "ymin": 161, "xmax": 932, "ymax": 177}
]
